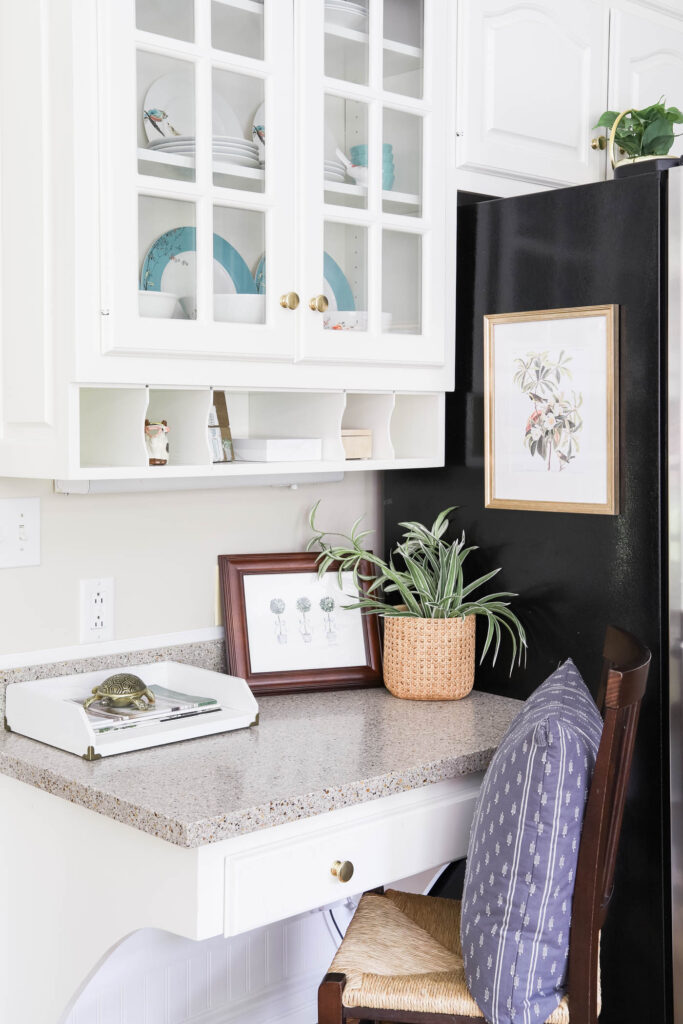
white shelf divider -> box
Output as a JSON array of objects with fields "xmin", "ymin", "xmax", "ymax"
[
  {"xmin": 146, "ymin": 388, "xmax": 213, "ymax": 466},
  {"xmin": 79, "ymin": 388, "xmax": 149, "ymax": 469},
  {"xmin": 246, "ymin": 390, "xmax": 347, "ymax": 461},
  {"xmin": 342, "ymin": 392, "xmax": 395, "ymax": 461}
]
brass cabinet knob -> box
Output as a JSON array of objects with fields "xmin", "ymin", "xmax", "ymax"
[
  {"xmin": 309, "ymin": 294, "xmax": 329, "ymax": 313},
  {"xmin": 591, "ymin": 137, "xmax": 606, "ymax": 151},
  {"xmin": 280, "ymin": 292, "xmax": 300, "ymax": 310},
  {"xmin": 331, "ymin": 859, "xmax": 354, "ymax": 883}
]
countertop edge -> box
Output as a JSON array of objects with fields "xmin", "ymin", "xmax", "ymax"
[{"xmin": 0, "ymin": 745, "xmax": 498, "ymax": 849}]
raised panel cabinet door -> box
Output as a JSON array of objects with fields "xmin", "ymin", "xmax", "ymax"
[
  {"xmin": 98, "ymin": 0, "xmax": 297, "ymax": 362},
  {"xmin": 456, "ymin": 0, "xmax": 608, "ymax": 187},
  {"xmin": 609, "ymin": 8, "xmax": 683, "ymax": 162},
  {"xmin": 294, "ymin": 0, "xmax": 456, "ymax": 381}
]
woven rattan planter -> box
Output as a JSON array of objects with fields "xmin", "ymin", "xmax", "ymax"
[{"xmin": 382, "ymin": 614, "xmax": 476, "ymax": 700}]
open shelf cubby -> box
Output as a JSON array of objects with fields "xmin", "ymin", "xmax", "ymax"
[{"xmin": 76, "ymin": 385, "xmax": 443, "ymax": 479}]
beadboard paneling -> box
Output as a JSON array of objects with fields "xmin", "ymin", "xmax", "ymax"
[{"xmin": 63, "ymin": 905, "xmax": 347, "ymax": 1024}]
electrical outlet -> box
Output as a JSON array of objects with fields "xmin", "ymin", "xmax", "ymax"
[
  {"xmin": 0, "ymin": 498, "xmax": 40, "ymax": 569},
  {"xmin": 80, "ymin": 578, "xmax": 115, "ymax": 643}
]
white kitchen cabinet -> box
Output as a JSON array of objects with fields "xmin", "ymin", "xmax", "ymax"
[
  {"xmin": 455, "ymin": 0, "xmax": 609, "ymax": 190},
  {"xmin": 0, "ymin": 0, "xmax": 456, "ymax": 482},
  {"xmin": 608, "ymin": 6, "xmax": 683, "ymax": 163}
]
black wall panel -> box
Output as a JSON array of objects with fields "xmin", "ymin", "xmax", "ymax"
[{"xmin": 384, "ymin": 176, "xmax": 671, "ymax": 1023}]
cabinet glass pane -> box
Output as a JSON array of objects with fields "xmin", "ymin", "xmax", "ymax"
[
  {"xmin": 212, "ymin": 68, "xmax": 264, "ymax": 193},
  {"xmin": 137, "ymin": 52, "xmax": 196, "ymax": 183},
  {"xmin": 325, "ymin": 94, "xmax": 369, "ymax": 210},
  {"xmin": 213, "ymin": 206, "xmax": 265, "ymax": 324},
  {"xmin": 383, "ymin": 0, "xmax": 423, "ymax": 98},
  {"xmin": 136, "ymin": 0, "xmax": 194, "ymax": 42},
  {"xmin": 212, "ymin": 1, "xmax": 264, "ymax": 60},
  {"xmin": 323, "ymin": 222, "xmax": 368, "ymax": 330},
  {"xmin": 325, "ymin": 0, "xmax": 369, "ymax": 86},
  {"xmin": 382, "ymin": 230, "xmax": 421, "ymax": 333},
  {"xmin": 139, "ymin": 196, "xmax": 196, "ymax": 320},
  {"xmin": 383, "ymin": 108, "xmax": 422, "ymax": 216}
]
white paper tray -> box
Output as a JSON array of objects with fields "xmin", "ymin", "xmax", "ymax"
[{"xmin": 6, "ymin": 661, "xmax": 258, "ymax": 759}]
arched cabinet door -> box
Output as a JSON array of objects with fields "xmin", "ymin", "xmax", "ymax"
[
  {"xmin": 609, "ymin": 7, "xmax": 683, "ymax": 163},
  {"xmin": 456, "ymin": 0, "xmax": 608, "ymax": 188}
]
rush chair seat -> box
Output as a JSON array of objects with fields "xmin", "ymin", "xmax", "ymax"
[{"xmin": 318, "ymin": 625, "xmax": 651, "ymax": 1024}]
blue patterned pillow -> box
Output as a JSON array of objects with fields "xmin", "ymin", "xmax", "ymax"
[{"xmin": 460, "ymin": 659, "xmax": 603, "ymax": 1024}]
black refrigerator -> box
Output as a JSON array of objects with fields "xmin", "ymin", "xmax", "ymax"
[{"xmin": 383, "ymin": 171, "xmax": 680, "ymax": 1024}]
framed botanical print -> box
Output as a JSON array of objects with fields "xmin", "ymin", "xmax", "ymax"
[
  {"xmin": 484, "ymin": 305, "xmax": 619, "ymax": 515},
  {"xmin": 218, "ymin": 552, "xmax": 382, "ymax": 695}
]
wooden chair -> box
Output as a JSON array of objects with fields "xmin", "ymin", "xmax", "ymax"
[{"xmin": 318, "ymin": 625, "xmax": 651, "ymax": 1024}]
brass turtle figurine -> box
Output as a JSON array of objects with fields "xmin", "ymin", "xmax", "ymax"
[{"xmin": 83, "ymin": 672, "xmax": 156, "ymax": 712}]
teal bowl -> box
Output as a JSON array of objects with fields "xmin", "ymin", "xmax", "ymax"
[{"xmin": 351, "ymin": 143, "xmax": 394, "ymax": 163}]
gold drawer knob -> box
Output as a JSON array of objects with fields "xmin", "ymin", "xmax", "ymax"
[
  {"xmin": 309, "ymin": 294, "xmax": 329, "ymax": 313},
  {"xmin": 280, "ymin": 292, "xmax": 300, "ymax": 310},
  {"xmin": 591, "ymin": 136, "xmax": 606, "ymax": 151},
  {"xmin": 331, "ymin": 859, "xmax": 354, "ymax": 883}
]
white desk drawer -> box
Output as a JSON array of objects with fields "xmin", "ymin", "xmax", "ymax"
[{"xmin": 223, "ymin": 775, "xmax": 483, "ymax": 937}]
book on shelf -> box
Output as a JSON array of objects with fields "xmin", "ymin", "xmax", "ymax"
[{"xmin": 75, "ymin": 683, "xmax": 220, "ymax": 733}]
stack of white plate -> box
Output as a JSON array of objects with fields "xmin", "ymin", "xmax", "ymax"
[
  {"xmin": 325, "ymin": 0, "xmax": 367, "ymax": 29},
  {"xmin": 147, "ymin": 135, "xmax": 260, "ymax": 168},
  {"xmin": 324, "ymin": 158, "xmax": 346, "ymax": 182}
]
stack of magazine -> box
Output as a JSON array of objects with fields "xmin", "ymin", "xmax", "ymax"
[{"xmin": 75, "ymin": 684, "xmax": 221, "ymax": 734}]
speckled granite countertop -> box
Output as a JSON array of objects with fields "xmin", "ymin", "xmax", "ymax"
[{"xmin": 0, "ymin": 687, "xmax": 522, "ymax": 848}]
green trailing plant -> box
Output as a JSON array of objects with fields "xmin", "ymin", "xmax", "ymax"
[
  {"xmin": 307, "ymin": 502, "xmax": 526, "ymax": 673},
  {"xmin": 594, "ymin": 98, "xmax": 683, "ymax": 159}
]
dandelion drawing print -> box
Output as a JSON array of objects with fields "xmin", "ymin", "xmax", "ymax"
[
  {"xmin": 269, "ymin": 597, "xmax": 287, "ymax": 645},
  {"xmin": 296, "ymin": 596, "xmax": 312, "ymax": 643},
  {"xmin": 513, "ymin": 350, "xmax": 583, "ymax": 472},
  {"xmin": 320, "ymin": 595, "xmax": 336, "ymax": 641}
]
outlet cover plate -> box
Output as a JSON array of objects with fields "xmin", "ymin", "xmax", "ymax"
[
  {"xmin": 80, "ymin": 577, "xmax": 115, "ymax": 644},
  {"xmin": 0, "ymin": 498, "xmax": 40, "ymax": 569}
]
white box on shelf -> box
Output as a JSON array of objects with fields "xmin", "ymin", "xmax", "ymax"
[
  {"xmin": 232, "ymin": 438, "xmax": 323, "ymax": 462},
  {"xmin": 6, "ymin": 662, "xmax": 258, "ymax": 759}
]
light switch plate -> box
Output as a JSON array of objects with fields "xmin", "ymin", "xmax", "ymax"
[{"xmin": 0, "ymin": 498, "xmax": 40, "ymax": 568}]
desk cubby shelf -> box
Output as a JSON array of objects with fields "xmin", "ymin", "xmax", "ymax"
[{"xmin": 76, "ymin": 384, "xmax": 443, "ymax": 481}]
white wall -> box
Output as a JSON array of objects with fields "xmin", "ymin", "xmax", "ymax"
[{"xmin": 0, "ymin": 474, "xmax": 381, "ymax": 657}]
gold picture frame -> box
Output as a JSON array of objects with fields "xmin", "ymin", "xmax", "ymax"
[{"xmin": 484, "ymin": 305, "xmax": 619, "ymax": 515}]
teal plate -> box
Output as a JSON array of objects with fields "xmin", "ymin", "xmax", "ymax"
[
  {"xmin": 254, "ymin": 252, "xmax": 355, "ymax": 310},
  {"xmin": 141, "ymin": 227, "xmax": 257, "ymax": 294}
]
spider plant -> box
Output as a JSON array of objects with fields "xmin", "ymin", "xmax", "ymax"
[{"xmin": 307, "ymin": 502, "xmax": 526, "ymax": 672}]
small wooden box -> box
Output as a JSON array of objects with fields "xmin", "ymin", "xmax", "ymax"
[{"xmin": 342, "ymin": 428, "xmax": 373, "ymax": 460}]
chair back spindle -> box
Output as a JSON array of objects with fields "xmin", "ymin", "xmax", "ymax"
[{"xmin": 567, "ymin": 626, "xmax": 651, "ymax": 1024}]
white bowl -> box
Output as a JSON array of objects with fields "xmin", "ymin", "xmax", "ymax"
[
  {"xmin": 323, "ymin": 310, "xmax": 393, "ymax": 332},
  {"xmin": 179, "ymin": 294, "xmax": 266, "ymax": 323},
  {"xmin": 139, "ymin": 290, "xmax": 179, "ymax": 318}
]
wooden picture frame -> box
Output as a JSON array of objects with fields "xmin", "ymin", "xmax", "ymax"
[
  {"xmin": 484, "ymin": 304, "xmax": 619, "ymax": 515},
  {"xmin": 218, "ymin": 552, "xmax": 383, "ymax": 696}
]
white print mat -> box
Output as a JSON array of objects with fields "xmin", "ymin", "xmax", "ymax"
[{"xmin": 243, "ymin": 571, "xmax": 368, "ymax": 674}]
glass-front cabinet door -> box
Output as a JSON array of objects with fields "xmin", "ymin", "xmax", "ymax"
[
  {"xmin": 297, "ymin": 0, "xmax": 453, "ymax": 367},
  {"xmin": 100, "ymin": 0, "xmax": 296, "ymax": 360}
]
